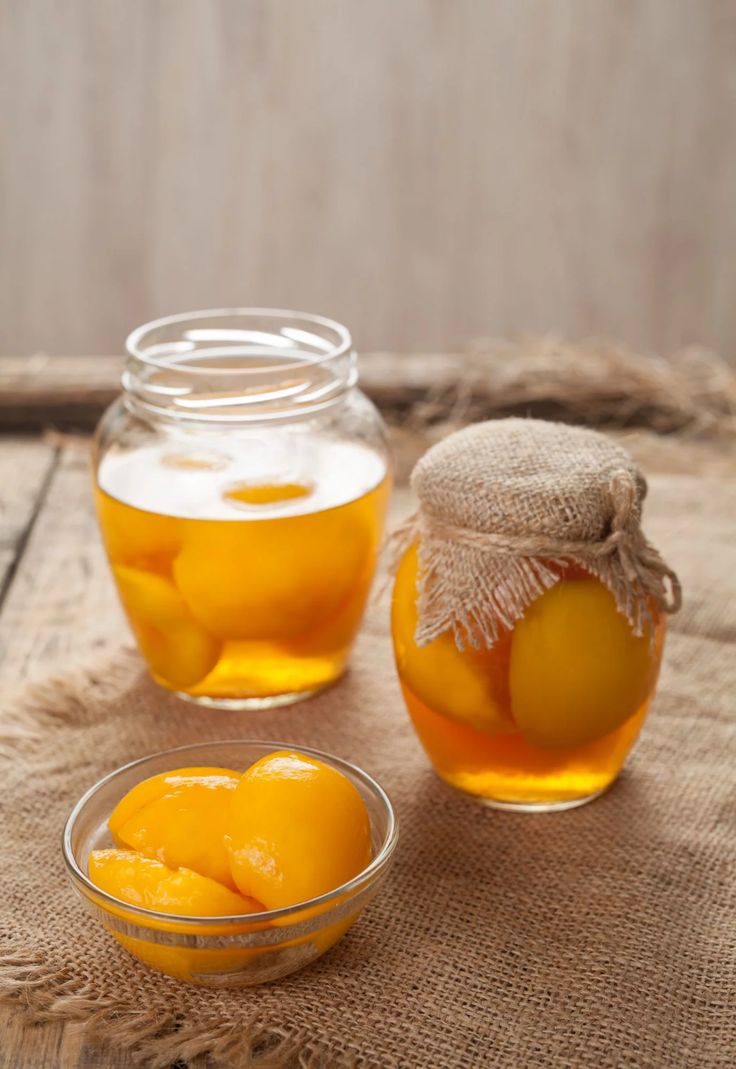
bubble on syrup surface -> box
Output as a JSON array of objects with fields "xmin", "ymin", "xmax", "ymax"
[{"xmin": 160, "ymin": 452, "xmax": 230, "ymax": 472}]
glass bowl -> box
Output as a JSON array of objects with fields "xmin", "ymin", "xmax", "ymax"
[{"xmin": 63, "ymin": 741, "xmax": 398, "ymax": 987}]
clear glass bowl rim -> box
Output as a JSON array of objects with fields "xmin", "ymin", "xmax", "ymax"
[
  {"xmin": 62, "ymin": 739, "xmax": 398, "ymax": 931},
  {"xmin": 125, "ymin": 307, "xmax": 353, "ymax": 374}
]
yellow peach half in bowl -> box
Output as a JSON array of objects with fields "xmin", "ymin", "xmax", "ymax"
[{"xmin": 63, "ymin": 741, "xmax": 398, "ymax": 986}]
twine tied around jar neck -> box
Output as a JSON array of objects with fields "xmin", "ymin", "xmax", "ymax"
[{"xmin": 391, "ymin": 419, "xmax": 682, "ymax": 650}]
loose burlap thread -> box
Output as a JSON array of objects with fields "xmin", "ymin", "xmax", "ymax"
[
  {"xmin": 1, "ymin": 473, "xmax": 734, "ymax": 1069},
  {"xmin": 395, "ymin": 419, "xmax": 681, "ymax": 649}
]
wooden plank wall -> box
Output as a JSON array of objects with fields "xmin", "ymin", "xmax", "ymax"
[{"xmin": 1, "ymin": 1, "xmax": 735, "ymax": 359}]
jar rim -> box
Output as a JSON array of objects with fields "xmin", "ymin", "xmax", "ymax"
[
  {"xmin": 122, "ymin": 308, "xmax": 357, "ymax": 423},
  {"xmin": 126, "ymin": 307, "xmax": 352, "ymax": 374}
]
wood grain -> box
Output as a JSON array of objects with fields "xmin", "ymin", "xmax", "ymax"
[
  {"xmin": 0, "ymin": 437, "xmax": 57, "ymax": 599},
  {"xmin": 1, "ymin": 2, "xmax": 736, "ymax": 358},
  {"xmin": 0, "ymin": 442, "xmax": 123, "ymax": 690},
  {"xmin": 0, "ymin": 439, "xmax": 129, "ymax": 1067}
]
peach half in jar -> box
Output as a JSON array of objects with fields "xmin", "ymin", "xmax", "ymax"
[
  {"xmin": 391, "ymin": 545, "xmax": 665, "ymax": 809},
  {"xmin": 85, "ymin": 750, "xmax": 376, "ymax": 981}
]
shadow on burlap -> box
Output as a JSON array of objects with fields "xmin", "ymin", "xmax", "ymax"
[{"xmin": 0, "ymin": 473, "xmax": 734, "ymax": 1069}]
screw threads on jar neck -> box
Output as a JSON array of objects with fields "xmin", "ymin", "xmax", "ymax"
[{"xmin": 123, "ymin": 309, "xmax": 357, "ymax": 425}]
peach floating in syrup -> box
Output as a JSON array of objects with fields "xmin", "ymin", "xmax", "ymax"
[
  {"xmin": 96, "ymin": 490, "xmax": 181, "ymax": 572},
  {"xmin": 509, "ymin": 578, "xmax": 659, "ymax": 749},
  {"xmin": 113, "ymin": 564, "xmax": 221, "ymax": 688},
  {"xmin": 223, "ymin": 481, "xmax": 313, "ymax": 507},
  {"xmin": 391, "ymin": 545, "xmax": 515, "ymax": 735},
  {"xmin": 173, "ymin": 504, "xmax": 372, "ymax": 642}
]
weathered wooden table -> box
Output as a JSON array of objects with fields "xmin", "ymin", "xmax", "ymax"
[
  {"xmin": 0, "ymin": 434, "xmax": 129, "ymax": 1068},
  {"xmin": 1, "ymin": 352, "xmax": 733, "ymax": 1068},
  {"xmin": 0, "ymin": 352, "xmax": 437, "ymax": 1069}
]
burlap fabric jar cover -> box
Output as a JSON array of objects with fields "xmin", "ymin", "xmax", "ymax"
[{"xmin": 396, "ymin": 418, "xmax": 681, "ymax": 649}]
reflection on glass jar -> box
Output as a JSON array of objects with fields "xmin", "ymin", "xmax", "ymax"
[
  {"xmin": 392, "ymin": 545, "xmax": 666, "ymax": 810},
  {"xmin": 93, "ymin": 309, "xmax": 391, "ymax": 708}
]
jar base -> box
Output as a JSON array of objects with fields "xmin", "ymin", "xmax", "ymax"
[
  {"xmin": 444, "ymin": 777, "xmax": 612, "ymax": 812},
  {"xmin": 172, "ymin": 679, "xmax": 339, "ymax": 711}
]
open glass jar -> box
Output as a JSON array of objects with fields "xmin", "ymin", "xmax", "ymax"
[
  {"xmin": 93, "ymin": 309, "xmax": 391, "ymax": 708},
  {"xmin": 390, "ymin": 419, "xmax": 680, "ymax": 811}
]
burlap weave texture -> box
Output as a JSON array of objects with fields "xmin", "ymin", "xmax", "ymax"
[
  {"xmin": 405, "ymin": 419, "xmax": 680, "ymax": 648},
  {"xmin": 0, "ymin": 473, "xmax": 734, "ymax": 1069}
]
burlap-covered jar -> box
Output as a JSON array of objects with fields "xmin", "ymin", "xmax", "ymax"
[{"xmin": 390, "ymin": 418, "xmax": 681, "ymax": 810}]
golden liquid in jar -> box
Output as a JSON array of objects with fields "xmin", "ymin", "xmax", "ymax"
[
  {"xmin": 400, "ymin": 685, "xmax": 652, "ymax": 806},
  {"xmin": 96, "ymin": 438, "xmax": 390, "ymax": 703},
  {"xmin": 392, "ymin": 548, "xmax": 664, "ymax": 808}
]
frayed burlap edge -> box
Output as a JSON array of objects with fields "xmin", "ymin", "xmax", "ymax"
[
  {"xmin": 0, "ymin": 951, "xmax": 337, "ymax": 1069},
  {"xmin": 0, "ymin": 657, "xmax": 356, "ymax": 1069},
  {"xmin": 0, "ymin": 949, "xmax": 340, "ymax": 1064}
]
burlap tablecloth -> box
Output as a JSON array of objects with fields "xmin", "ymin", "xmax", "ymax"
[{"xmin": 1, "ymin": 473, "xmax": 734, "ymax": 1069}]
